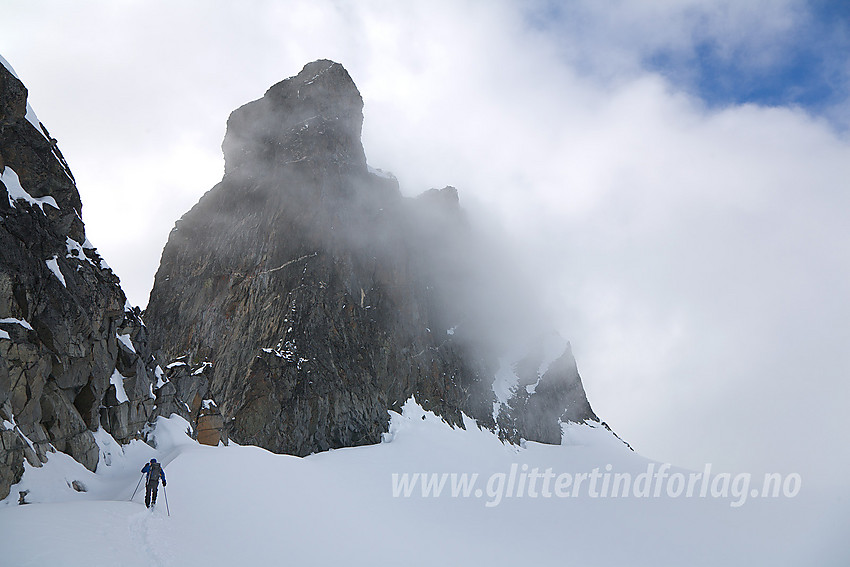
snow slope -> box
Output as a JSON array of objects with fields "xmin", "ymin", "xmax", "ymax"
[{"xmin": 0, "ymin": 402, "xmax": 843, "ymax": 566}]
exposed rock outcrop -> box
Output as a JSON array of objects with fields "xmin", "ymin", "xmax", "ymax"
[
  {"xmin": 145, "ymin": 60, "xmax": 599, "ymax": 456},
  {"xmin": 0, "ymin": 57, "xmax": 173, "ymax": 500},
  {"xmin": 496, "ymin": 342, "xmax": 598, "ymax": 445}
]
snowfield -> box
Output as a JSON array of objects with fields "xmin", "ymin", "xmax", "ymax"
[{"xmin": 0, "ymin": 401, "xmax": 843, "ymax": 566}]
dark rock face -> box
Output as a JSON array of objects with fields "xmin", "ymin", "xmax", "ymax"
[
  {"xmin": 146, "ymin": 60, "xmax": 599, "ymax": 456},
  {"xmin": 497, "ymin": 343, "xmax": 598, "ymax": 445},
  {"xmin": 0, "ymin": 59, "xmax": 171, "ymax": 500}
]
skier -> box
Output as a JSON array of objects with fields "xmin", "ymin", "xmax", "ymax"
[{"xmin": 141, "ymin": 458, "xmax": 166, "ymax": 509}]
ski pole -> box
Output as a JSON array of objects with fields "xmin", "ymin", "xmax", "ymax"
[
  {"xmin": 163, "ymin": 484, "xmax": 170, "ymax": 516},
  {"xmin": 130, "ymin": 474, "xmax": 144, "ymax": 501}
]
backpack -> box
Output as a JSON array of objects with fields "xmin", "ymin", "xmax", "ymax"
[{"xmin": 148, "ymin": 461, "xmax": 162, "ymax": 484}]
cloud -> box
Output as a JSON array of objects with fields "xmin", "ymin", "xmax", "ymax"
[
  {"xmin": 2, "ymin": 0, "xmax": 849, "ymax": 500},
  {"xmin": 354, "ymin": 11, "xmax": 850, "ymax": 485}
]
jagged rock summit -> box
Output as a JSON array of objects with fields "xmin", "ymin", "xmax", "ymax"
[
  {"xmin": 223, "ymin": 59, "xmax": 367, "ymax": 174},
  {"xmin": 145, "ymin": 59, "xmax": 599, "ymax": 456}
]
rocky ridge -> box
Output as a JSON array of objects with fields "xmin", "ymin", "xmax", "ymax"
[{"xmin": 0, "ymin": 57, "xmax": 195, "ymax": 501}]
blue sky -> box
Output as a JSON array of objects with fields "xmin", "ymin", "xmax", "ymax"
[
  {"xmin": 527, "ymin": 0, "xmax": 850, "ymax": 123},
  {"xmin": 654, "ymin": 1, "xmax": 849, "ymax": 112}
]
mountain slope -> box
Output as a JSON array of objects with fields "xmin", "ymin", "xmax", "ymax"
[{"xmin": 0, "ymin": 406, "xmax": 830, "ymax": 567}]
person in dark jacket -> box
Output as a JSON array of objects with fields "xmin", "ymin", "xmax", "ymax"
[{"xmin": 141, "ymin": 458, "xmax": 166, "ymax": 508}]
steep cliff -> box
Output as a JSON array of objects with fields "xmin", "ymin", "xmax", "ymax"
[
  {"xmin": 0, "ymin": 56, "xmax": 176, "ymax": 500},
  {"xmin": 145, "ymin": 60, "xmax": 598, "ymax": 456}
]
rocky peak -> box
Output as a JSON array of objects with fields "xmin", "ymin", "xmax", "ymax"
[
  {"xmin": 145, "ymin": 60, "xmax": 601, "ymax": 458},
  {"xmin": 222, "ymin": 60, "xmax": 367, "ymax": 176}
]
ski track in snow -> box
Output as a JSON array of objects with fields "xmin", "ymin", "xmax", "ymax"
[{"xmin": 132, "ymin": 508, "xmax": 173, "ymax": 567}]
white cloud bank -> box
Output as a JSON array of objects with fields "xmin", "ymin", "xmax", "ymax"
[{"xmin": 2, "ymin": 0, "xmax": 849, "ymax": 500}]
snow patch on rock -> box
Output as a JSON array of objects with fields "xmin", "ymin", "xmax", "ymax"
[
  {"xmin": 2, "ymin": 166, "xmax": 59, "ymax": 212},
  {"xmin": 45, "ymin": 257, "xmax": 66, "ymax": 287}
]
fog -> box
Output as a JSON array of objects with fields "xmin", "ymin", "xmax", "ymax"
[{"xmin": 2, "ymin": 0, "xmax": 849, "ymax": 516}]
